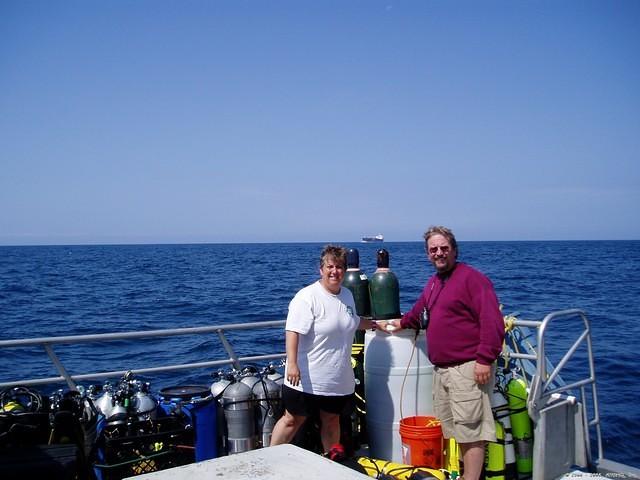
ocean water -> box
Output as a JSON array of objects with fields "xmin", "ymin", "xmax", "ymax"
[{"xmin": 1, "ymin": 241, "xmax": 639, "ymax": 468}]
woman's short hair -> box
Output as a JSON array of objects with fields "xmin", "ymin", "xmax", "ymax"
[{"xmin": 320, "ymin": 245, "xmax": 347, "ymax": 268}]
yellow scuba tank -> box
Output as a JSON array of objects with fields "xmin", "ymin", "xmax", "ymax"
[
  {"xmin": 506, "ymin": 377, "xmax": 533, "ymax": 476},
  {"xmin": 484, "ymin": 420, "xmax": 506, "ymax": 480},
  {"xmin": 491, "ymin": 388, "xmax": 517, "ymax": 480},
  {"xmin": 356, "ymin": 457, "xmax": 445, "ymax": 480},
  {"xmin": 444, "ymin": 437, "xmax": 460, "ymax": 479}
]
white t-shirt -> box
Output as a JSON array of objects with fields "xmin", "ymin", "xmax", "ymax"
[{"xmin": 284, "ymin": 280, "xmax": 360, "ymax": 396}]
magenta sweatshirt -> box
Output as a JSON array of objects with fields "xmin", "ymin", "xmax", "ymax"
[{"xmin": 400, "ymin": 262, "xmax": 504, "ymax": 367}]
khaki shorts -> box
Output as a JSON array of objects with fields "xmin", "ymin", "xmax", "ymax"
[{"xmin": 433, "ymin": 360, "xmax": 496, "ymax": 444}]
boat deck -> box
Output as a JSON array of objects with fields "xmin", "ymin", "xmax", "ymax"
[
  {"xmin": 126, "ymin": 444, "xmax": 370, "ymax": 480},
  {"xmin": 125, "ymin": 445, "xmax": 638, "ymax": 480}
]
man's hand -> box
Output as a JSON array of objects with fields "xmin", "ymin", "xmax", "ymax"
[
  {"xmin": 384, "ymin": 318, "xmax": 403, "ymax": 332},
  {"xmin": 474, "ymin": 362, "xmax": 491, "ymax": 385}
]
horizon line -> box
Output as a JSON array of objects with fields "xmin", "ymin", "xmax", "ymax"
[{"xmin": 1, "ymin": 238, "xmax": 638, "ymax": 248}]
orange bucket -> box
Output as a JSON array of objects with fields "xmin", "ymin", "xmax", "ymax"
[{"xmin": 399, "ymin": 416, "xmax": 443, "ymax": 468}]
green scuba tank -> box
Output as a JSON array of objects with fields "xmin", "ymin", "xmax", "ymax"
[
  {"xmin": 343, "ymin": 248, "xmax": 371, "ymax": 345},
  {"xmin": 369, "ymin": 249, "xmax": 400, "ymax": 320},
  {"xmin": 484, "ymin": 420, "xmax": 506, "ymax": 480},
  {"xmin": 506, "ymin": 377, "xmax": 533, "ymax": 476},
  {"xmin": 343, "ymin": 248, "xmax": 371, "ymax": 317}
]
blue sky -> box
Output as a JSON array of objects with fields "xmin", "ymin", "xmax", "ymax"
[{"xmin": 1, "ymin": 1, "xmax": 638, "ymax": 245}]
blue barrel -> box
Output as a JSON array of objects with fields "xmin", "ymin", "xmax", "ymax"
[{"xmin": 160, "ymin": 385, "xmax": 217, "ymax": 462}]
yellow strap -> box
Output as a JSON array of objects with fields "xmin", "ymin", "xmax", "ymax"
[{"xmin": 503, "ymin": 315, "xmax": 517, "ymax": 333}]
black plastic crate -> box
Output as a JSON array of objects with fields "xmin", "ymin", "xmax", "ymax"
[
  {"xmin": 93, "ymin": 416, "xmax": 194, "ymax": 480},
  {"xmin": 0, "ymin": 443, "xmax": 81, "ymax": 480},
  {"xmin": 0, "ymin": 412, "xmax": 51, "ymax": 448}
]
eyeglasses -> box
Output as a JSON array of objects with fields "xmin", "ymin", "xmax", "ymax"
[
  {"xmin": 323, "ymin": 264, "xmax": 345, "ymax": 271},
  {"xmin": 427, "ymin": 245, "xmax": 451, "ymax": 255}
]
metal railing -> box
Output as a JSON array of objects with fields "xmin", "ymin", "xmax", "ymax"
[
  {"xmin": 505, "ymin": 309, "xmax": 602, "ymax": 465},
  {"xmin": 0, "ymin": 320, "xmax": 287, "ymax": 390}
]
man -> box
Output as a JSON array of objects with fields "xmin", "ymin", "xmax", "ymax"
[
  {"xmin": 389, "ymin": 226, "xmax": 504, "ymax": 480},
  {"xmin": 270, "ymin": 245, "xmax": 377, "ymax": 457}
]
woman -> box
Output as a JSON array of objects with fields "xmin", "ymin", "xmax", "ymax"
[{"xmin": 270, "ymin": 245, "xmax": 377, "ymax": 456}]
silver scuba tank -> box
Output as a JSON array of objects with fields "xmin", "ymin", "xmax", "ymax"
[
  {"xmin": 238, "ymin": 367, "xmax": 263, "ymax": 447},
  {"xmin": 76, "ymin": 389, "xmax": 97, "ymax": 425},
  {"xmin": 238, "ymin": 366, "xmax": 261, "ymax": 390},
  {"xmin": 265, "ymin": 361, "xmax": 285, "ymax": 395},
  {"xmin": 106, "ymin": 393, "xmax": 128, "ymax": 425},
  {"xmin": 93, "ymin": 383, "xmax": 115, "ymax": 420},
  {"xmin": 210, "ymin": 374, "xmax": 232, "ymax": 399},
  {"xmin": 252, "ymin": 376, "xmax": 282, "ymax": 448},
  {"xmin": 210, "ymin": 371, "xmax": 234, "ymax": 456},
  {"xmin": 266, "ymin": 368, "xmax": 284, "ymax": 386},
  {"xmin": 222, "ymin": 380, "xmax": 255, "ymax": 454},
  {"xmin": 133, "ymin": 390, "xmax": 158, "ymax": 421}
]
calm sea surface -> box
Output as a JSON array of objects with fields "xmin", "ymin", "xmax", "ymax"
[{"xmin": 1, "ymin": 241, "xmax": 639, "ymax": 467}]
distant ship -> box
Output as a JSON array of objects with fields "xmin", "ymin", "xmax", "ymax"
[{"xmin": 361, "ymin": 234, "xmax": 384, "ymax": 243}]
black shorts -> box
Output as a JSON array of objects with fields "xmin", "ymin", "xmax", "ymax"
[{"xmin": 281, "ymin": 385, "xmax": 354, "ymax": 417}]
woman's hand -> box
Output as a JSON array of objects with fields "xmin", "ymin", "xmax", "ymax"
[{"xmin": 287, "ymin": 363, "xmax": 301, "ymax": 386}]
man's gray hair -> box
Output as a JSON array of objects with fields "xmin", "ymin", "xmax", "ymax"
[{"xmin": 423, "ymin": 226, "xmax": 458, "ymax": 253}]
